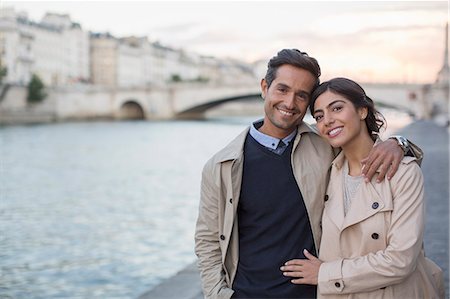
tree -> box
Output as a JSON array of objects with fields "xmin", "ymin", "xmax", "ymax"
[
  {"xmin": 0, "ymin": 66, "xmax": 7, "ymax": 85},
  {"xmin": 27, "ymin": 74, "xmax": 47, "ymax": 103},
  {"xmin": 194, "ymin": 75, "xmax": 209, "ymax": 83},
  {"xmin": 170, "ymin": 74, "xmax": 182, "ymax": 82}
]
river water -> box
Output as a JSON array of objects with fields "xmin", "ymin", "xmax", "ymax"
[{"xmin": 0, "ymin": 110, "xmax": 411, "ymax": 299}]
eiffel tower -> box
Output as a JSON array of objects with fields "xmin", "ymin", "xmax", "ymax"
[
  {"xmin": 436, "ymin": 22, "xmax": 449, "ymax": 87},
  {"xmin": 430, "ymin": 22, "xmax": 449, "ymax": 125},
  {"xmin": 418, "ymin": 23, "xmax": 450, "ymax": 122}
]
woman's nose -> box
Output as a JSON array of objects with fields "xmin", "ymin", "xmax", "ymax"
[{"xmin": 324, "ymin": 113, "xmax": 334, "ymax": 126}]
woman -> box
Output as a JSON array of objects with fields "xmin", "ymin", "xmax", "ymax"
[{"xmin": 280, "ymin": 78, "xmax": 444, "ymax": 298}]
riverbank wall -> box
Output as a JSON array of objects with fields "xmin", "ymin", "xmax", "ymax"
[{"xmin": 138, "ymin": 119, "xmax": 449, "ymax": 299}]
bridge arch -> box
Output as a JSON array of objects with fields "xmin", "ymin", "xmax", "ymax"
[
  {"xmin": 118, "ymin": 100, "xmax": 145, "ymax": 120},
  {"xmin": 176, "ymin": 93, "xmax": 261, "ymax": 119}
]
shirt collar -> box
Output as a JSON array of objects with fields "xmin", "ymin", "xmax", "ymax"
[{"xmin": 249, "ymin": 119, "xmax": 297, "ymax": 150}]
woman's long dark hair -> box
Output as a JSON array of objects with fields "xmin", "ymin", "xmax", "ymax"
[{"xmin": 310, "ymin": 77, "xmax": 386, "ymax": 141}]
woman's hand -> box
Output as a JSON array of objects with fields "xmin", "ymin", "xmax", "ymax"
[{"xmin": 281, "ymin": 249, "xmax": 322, "ymax": 285}]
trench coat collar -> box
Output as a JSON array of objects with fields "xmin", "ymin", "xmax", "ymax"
[
  {"xmin": 327, "ymin": 138, "xmax": 398, "ymax": 231},
  {"xmin": 214, "ymin": 121, "xmax": 317, "ymax": 163},
  {"xmin": 327, "ymin": 158, "xmax": 391, "ymax": 231}
]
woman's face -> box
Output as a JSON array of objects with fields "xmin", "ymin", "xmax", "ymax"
[{"xmin": 312, "ymin": 90, "xmax": 367, "ymax": 148}]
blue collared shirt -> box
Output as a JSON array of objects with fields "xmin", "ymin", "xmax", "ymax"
[{"xmin": 249, "ymin": 119, "xmax": 297, "ymax": 155}]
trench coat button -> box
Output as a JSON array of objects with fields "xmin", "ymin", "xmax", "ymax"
[
  {"xmin": 220, "ymin": 235, "xmax": 225, "ymax": 240},
  {"xmin": 372, "ymin": 202, "xmax": 379, "ymax": 209},
  {"xmin": 324, "ymin": 195, "xmax": 329, "ymax": 202},
  {"xmin": 229, "ymin": 198, "xmax": 233, "ymax": 204},
  {"xmin": 371, "ymin": 233, "xmax": 379, "ymax": 239},
  {"xmin": 335, "ymin": 282, "xmax": 341, "ymax": 288}
]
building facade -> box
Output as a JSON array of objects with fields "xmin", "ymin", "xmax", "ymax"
[
  {"xmin": 0, "ymin": 8, "xmax": 34, "ymax": 85},
  {"xmin": 0, "ymin": 7, "xmax": 256, "ymax": 89},
  {"xmin": 0, "ymin": 8, "xmax": 90, "ymax": 86},
  {"xmin": 89, "ymin": 33, "xmax": 117, "ymax": 87}
]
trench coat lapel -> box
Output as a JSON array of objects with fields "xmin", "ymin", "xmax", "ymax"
[
  {"xmin": 216, "ymin": 128, "xmax": 247, "ymax": 265},
  {"xmin": 327, "ymin": 150, "xmax": 389, "ymax": 232},
  {"xmin": 231, "ymin": 156, "xmax": 243, "ymax": 215},
  {"xmin": 326, "ymin": 166, "xmax": 346, "ymax": 231},
  {"xmin": 342, "ymin": 180, "xmax": 385, "ymax": 230}
]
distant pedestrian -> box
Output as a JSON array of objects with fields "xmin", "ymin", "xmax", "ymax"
[{"xmin": 282, "ymin": 77, "xmax": 444, "ymax": 298}]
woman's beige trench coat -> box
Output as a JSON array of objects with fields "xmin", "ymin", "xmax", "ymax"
[{"xmin": 317, "ymin": 151, "xmax": 444, "ymax": 299}]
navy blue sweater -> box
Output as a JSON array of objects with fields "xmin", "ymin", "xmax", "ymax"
[{"xmin": 232, "ymin": 134, "xmax": 316, "ymax": 299}]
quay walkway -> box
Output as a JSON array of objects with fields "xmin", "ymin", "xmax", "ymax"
[{"xmin": 139, "ymin": 120, "xmax": 449, "ymax": 299}]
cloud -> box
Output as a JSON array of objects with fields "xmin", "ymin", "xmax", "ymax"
[
  {"xmin": 150, "ymin": 22, "xmax": 200, "ymax": 33},
  {"xmin": 358, "ymin": 24, "xmax": 443, "ymax": 35},
  {"xmin": 366, "ymin": 1, "xmax": 447, "ymax": 13},
  {"xmin": 180, "ymin": 29, "xmax": 245, "ymax": 44}
]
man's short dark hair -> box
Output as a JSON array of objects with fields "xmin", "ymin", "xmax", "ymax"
[{"xmin": 264, "ymin": 49, "xmax": 321, "ymax": 90}]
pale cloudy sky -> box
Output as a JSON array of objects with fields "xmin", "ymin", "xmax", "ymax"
[{"xmin": 2, "ymin": 0, "xmax": 448, "ymax": 83}]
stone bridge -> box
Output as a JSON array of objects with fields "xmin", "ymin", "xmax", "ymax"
[
  {"xmin": 54, "ymin": 83, "xmax": 263, "ymax": 120},
  {"xmin": 74, "ymin": 83, "xmax": 422, "ymax": 120},
  {"xmin": 0, "ymin": 82, "xmax": 424, "ymax": 124}
]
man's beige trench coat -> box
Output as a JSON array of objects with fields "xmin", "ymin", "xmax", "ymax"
[
  {"xmin": 195, "ymin": 122, "xmax": 335, "ymax": 299},
  {"xmin": 317, "ymin": 151, "xmax": 444, "ymax": 299}
]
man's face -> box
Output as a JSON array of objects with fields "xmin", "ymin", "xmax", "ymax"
[{"xmin": 260, "ymin": 64, "xmax": 317, "ymax": 139}]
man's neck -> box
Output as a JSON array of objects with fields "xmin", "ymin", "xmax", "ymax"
[{"xmin": 258, "ymin": 122, "xmax": 296, "ymax": 140}]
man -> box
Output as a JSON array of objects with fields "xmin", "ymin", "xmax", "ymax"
[{"xmin": 195, "ymin": 49, "xmax": 419, "ymax": 299}]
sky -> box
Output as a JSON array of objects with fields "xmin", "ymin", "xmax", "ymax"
[{"xmin": 2, "ymin": 0, "xmax": 449, "ymax": 83}]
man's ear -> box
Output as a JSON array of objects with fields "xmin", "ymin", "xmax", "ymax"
[{"xmin": 260, "ymin": 78, "xmax": 267, "ymax": 100}]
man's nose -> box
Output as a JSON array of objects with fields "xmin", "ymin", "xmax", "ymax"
[{"xmin": 284, "ymin": 93, "xmax": 296, "ymax": 109}]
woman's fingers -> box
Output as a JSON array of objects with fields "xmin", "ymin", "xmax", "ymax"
[{"xmin": 303, "ymin": 249, "xmax": 318, "ymax": 260}]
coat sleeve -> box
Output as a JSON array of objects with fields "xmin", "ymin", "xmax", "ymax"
[
  {"xmin": 407, "ymin": 139, "xmax": 423, "ymax": 165},
  {"xmin": 194, "ymin": 160, "xmax": 234, "ymax": 299},
  {"xmin": 318, "ymin": 162, "xmax": 425, "ymax": 294}
]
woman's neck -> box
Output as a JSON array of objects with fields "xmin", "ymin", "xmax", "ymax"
[{"xmin": 342, "ymin": 134, "xmax": 375, "ymax": 176}]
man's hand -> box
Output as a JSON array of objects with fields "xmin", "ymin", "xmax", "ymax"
[
  {"xmin": 361, "ymin": 139, "xmax": 403, "ymax": 183},
  {"xmin": 280, "ymin": 249, "xmax": 322, "ymax": 285}
]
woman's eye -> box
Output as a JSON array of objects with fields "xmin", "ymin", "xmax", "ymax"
[
  {"xmin": 314, "ymin": 115, "xmax": 323, "ymax": 121},
  {"xmin": 332, "ymin": 106, "xmax": 343, "ymax": 112}
]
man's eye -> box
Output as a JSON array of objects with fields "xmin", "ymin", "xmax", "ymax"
[{"xmin": 314, "ymin": 115, "xmax": 323, "ymax": 121}]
